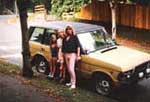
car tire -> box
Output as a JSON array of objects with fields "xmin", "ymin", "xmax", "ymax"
[
  {"xmin": 94, "ymin": 75, "xmax": 113, "ymax": 96},
  {"xmin": 32, "ymin": 56, "xmax": 49, "ymax": 75}
]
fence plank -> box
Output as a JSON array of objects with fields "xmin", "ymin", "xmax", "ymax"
[{"xmin": 77, "ymin": 1, "xmax": 150, "ymax": 30}]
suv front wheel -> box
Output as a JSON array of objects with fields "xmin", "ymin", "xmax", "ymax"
[{"xmin": 94, "ymin": 75, "xmax": 113, "ymax": 96}]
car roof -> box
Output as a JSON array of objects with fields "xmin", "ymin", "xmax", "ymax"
[{"xmin": 29, "ymin": 21, "xmax": 104, "ymax": 34}]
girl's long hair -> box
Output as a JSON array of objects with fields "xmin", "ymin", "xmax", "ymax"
[
  {"xmin": 65, "ymin": 25, "xmax": 76, "ymax": 36},
  {"xmin": 50, "ymin": 34, "xmax": 57, "ymax": 45}
]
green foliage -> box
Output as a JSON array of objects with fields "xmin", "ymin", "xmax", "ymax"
[
  {"xmin": 51, "ymin": 0, "xmax": 91, "ymax": 17},
  {"xmin": 31, "ymin": 0, "xmax": 45, "ymax": 5},
  {"xmin": 130, "ymin": 0, "xmax": 150, "ymax": 5},
  {"xmin": 51, "ymin": 0, "xmax": 64, "ymax": 16}
]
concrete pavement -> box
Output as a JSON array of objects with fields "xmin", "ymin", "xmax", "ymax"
[{"xmin": 0, "ymin": 15, "xmax": 22, "ymax": 67}]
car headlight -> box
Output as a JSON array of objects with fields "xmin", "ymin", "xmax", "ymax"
[
  {"xmin": 146, "ymin": 68, "xmax": 150, "ymax": 73},
  {"xmin": 146, "ymin": 62, "xmax": 150, "ymax": 73},
  {"xmin": 118, "ymin": 70, "xmax": 133, "ymax": 81}
]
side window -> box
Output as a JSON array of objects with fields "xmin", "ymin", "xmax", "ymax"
[
  {"xmin": 43, "ymin": 29, "xmax": 56, "ymax": 45},
  {"xmin": 30, "ymin": 27, "xmax": 45, "ymax": 43},
  {"xmin": 28, "ymin": 27, "xmax": 35, "ymax": 39}
]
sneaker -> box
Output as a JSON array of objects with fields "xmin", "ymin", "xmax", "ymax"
[
  {"xmin": 69, "ymin": 85, "xmax": 76, "ymax": 90},
  {"xmin": 48, "ymin": 73, "xmax": 53, "ymax": 78},
  {"xmin": 66, "ymin": 83, "xmax": 71, "ymax": 87},
  {"xmin": 51, "ymin": 74, "xmax": 54, "ymax": 78}
]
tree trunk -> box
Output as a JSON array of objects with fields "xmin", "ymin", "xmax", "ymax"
[
  {"xmin": 109, "ymin": 2, "xmax": 117, "ymax": 40},
  {"xmin": 14, "ymin": 0, "xmax": 18, "ymax": 17},
  {"xmin": 17, "ymin": 0, "xmax": 33, "ymax": 78}
]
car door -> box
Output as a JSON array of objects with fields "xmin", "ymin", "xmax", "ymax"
[
  {"xmin": 29, "ymin": 27, "xmax": 45, "ymax": 57},
  {"xmin": 40, "ymin": 28, "xmax": 57, "ymax": 62},
  {"xmin": 75, "ymin": 40, "xmax": 90, "ymax": 78},
  {"xmin": 76, "ymin": 33, "xmax": 93, "ymax": 79}
]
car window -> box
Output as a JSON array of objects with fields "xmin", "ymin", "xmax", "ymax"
[
  {"xmin": 77, "ymin": 29, "xmax": 116, "ymax": 53},
  {"xmin": 28, "ymin": 27, "xmax": 35, "ymax": 39},
  {"xmin": 30, "ymin": 27, "xmax": 45, "ymax": 43},
  {"xmin": 78, "ymin": 32, "xmax": 95, "ymax": 53},
  {"xmin": 91, "ymin": 30, "xmax": 106, "ymax": 46},
  {"xmin": 42, "ymin": 29, "xmax": 56, "ymax": 45}
]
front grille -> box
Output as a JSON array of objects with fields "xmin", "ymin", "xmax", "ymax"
[
  {"xmin": 133, "ymin": 61, "xmax": 150, "ymax": 78},
  {"xmin": 135, "ymin": 62, "xmax": 148, "ymax": 72}
]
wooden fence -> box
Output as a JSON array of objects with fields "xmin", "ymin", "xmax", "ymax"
[{"xmin": 77, "ymin": 0, "xmax": 150, "ymax": 29}]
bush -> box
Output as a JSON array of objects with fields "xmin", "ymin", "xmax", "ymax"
[{"xmin": 50, "ymin": 0, "xmax": 91, "ymax": 17}]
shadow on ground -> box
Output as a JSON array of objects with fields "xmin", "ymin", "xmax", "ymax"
[{"xmin": 76, "ymin": 77, "xmax": 150, "ymax": 102}]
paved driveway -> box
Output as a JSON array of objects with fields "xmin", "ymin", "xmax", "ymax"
[
  {"xmin": 0, "ymin": 15, "xmax": 22, "ymax": 66},
  {"xmin": 0, "ymin": 72, "xmax": 54, "ymax": 102}
]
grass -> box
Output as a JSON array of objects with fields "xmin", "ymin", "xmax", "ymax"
[
  {"xmin": 0, "ymin": 59, "xmax": 117, "ymax": 102},
  {"xmin": 30, "ymin": 78, "xmax": 117, "ymax": 102},
  {"xmin": 0, "ymin": 60, "xmax": 21, "ymax": 75}
]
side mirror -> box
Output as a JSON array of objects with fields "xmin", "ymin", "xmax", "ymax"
[
  {"xmin": 84, "ymin": 50, "xmax": 88, "ymax": 54},
  {"xmin": 84, "ymin": 49, "xmax": 90, "ymax": 54}
]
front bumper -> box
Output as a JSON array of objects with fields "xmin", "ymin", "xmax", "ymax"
[{"xmin": 118, "ymin": 61, "xmax": 150, "ymax": 84}]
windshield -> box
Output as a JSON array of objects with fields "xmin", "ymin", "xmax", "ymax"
[{"xmin": 77, "ymin": 29, "xmax": 116, "ymax": 53}]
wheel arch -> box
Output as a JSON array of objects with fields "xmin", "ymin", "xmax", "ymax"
[
  {"xmin": 31, "ymin": 54, "xmax": 49, "ymax": 65},
  {"xmin": 92, "ymin": 71, "xmax": 114, "ymax": 83}
]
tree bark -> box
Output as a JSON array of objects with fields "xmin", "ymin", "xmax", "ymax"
[
  {"xmin": 109, "ymin": 2, "xmax": 117, "ymax": 40},
  {"xmin": 14, "ymin": 0, "xmax": 18, "ymax": 17},
  {"xmin": 17, "ymin": 0, "xmax": 33, "ymax": 78}
]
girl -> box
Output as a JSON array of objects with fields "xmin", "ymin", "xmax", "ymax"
[
  {"xmin": 57, "ymin": 30, "xmax": 66, "ymax": 83},
  {"xmin": 48, "ymin": 34, "xmax": 58, "ymax": 78},
  {"xmin": 62, "ymin": 26, "xmax": 81, "ymax": 89}
]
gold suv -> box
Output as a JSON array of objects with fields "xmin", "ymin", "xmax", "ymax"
[{"xmin": 29, "ymin": 21, "xmax": 150, "ymax": 96}]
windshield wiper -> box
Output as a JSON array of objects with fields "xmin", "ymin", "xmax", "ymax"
[
  {"xmin": 87, "ymin": 45, "xmax": 108, "ymax": 54},
  {"xmin": 101, "ymin": 46, "xmax": 117, "ymax": 53}
]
